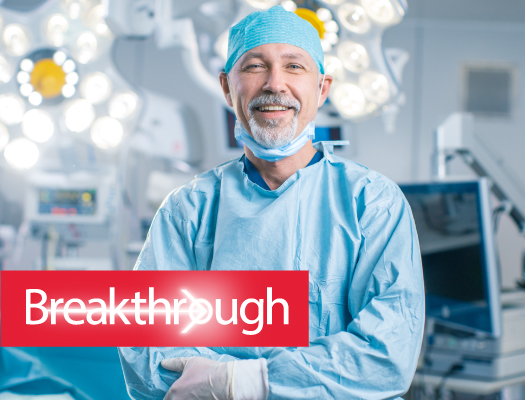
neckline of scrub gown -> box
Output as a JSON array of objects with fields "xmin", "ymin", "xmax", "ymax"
[{"xmin": 242, "ymin": 150, "xmax": 324, "ymax": 192}]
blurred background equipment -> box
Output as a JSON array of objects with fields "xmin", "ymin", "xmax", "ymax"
[
  {"xmin": 24, "ymin": 169, "xmax": 117, "ymax": 270},
  {"xmin": 400, "ymin": 179, "xmax": 501, "ymax": 338}
]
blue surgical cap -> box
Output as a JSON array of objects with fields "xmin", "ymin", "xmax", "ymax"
[{"xmin": 225, "ymin": 5, "xmax": 325, "ymax": 74}]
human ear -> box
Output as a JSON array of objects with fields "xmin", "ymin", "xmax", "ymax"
[
  {"xmin": 318, "ymin": 74, "xmax": 333, "ymax": 108},
  {"xmin": 219, "ymin": 72, "xmax": 234, "ymax": 107}
]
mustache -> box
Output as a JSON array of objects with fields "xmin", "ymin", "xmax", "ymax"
[{"xmin": 247, "ymin": 94, "xmax": 301, "ymax": 116}]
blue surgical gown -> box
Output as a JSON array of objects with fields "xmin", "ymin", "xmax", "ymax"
[{"xmin": 119, "ymin": 144, "xmax": 425, "ymax": 400}]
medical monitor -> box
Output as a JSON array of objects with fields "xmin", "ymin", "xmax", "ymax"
[{"xmin": 399, "ymin": 179, "xmax": 502, "ymax": 337}]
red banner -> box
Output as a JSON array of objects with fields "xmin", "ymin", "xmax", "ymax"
[{"xmin": 1, "ymin": 271, "xmax": 309, "ymax": 347}]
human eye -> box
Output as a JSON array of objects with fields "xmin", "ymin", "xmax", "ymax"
[
  {"xmin": 287, "ymin": 64, "xmax": 304, "ymax": 71},
  {"xmin": 244, "ymin": 63, "xmax": 265, "ymax": 70}
]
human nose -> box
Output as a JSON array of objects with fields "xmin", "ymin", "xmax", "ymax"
[{"xmin": 261, "ymin": 68, "xmax": 287, "ymax": 94}]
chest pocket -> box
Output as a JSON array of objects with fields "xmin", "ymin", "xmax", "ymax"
[{"xmin": 309, "ymin": 276, "xmax": 352, "ymax": 340}]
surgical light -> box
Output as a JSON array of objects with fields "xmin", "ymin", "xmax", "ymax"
[
  {"xmin": 30, "ymin": 58, "xmax": 66, "ymax": 99},
  {"xmin": 332, "ymin": 83, "xmax": 366, "ymax": 118},
  {"xmin": 64, "ymin": 99, "xmax": 95, "ymax": 132},
  {"xmin": 80, "ymin": 72, "xmax": 112, "ymax": 104},
  {"xmin": 281, "ymin": 1, "xmax": 297, "ymax": 12},
  {"xmin": 62, "ymin": 84, "xmax": 75, "ymax": 98},
  {"xmin": 362, "ymin": 0, "xmax": 397, "ymax": 24},
  {"xmin": 316, "ymin": 8, "xmax": 332, "ymax": 22},
  {"xmin": 87, "ymin": 5, "xmax": 111, "ymax": 37},
  {"xmin": 246, "ymin": 0, "xmax": 280, "ymax": 10},
  {"xmin": 4, "ymin": 138, "xmax": 39, "ymax": 170},
  {"xmin": 324, "ymin": 55, "xmax": 344, "ymax": 80},
  {"xmin": 338, "ymin": 41, "xmax": 370, "ymax": 73},
  {"xmin": 22, "ymin": 109, "xmax": 55, "ymax": 143},
  {"xmin": 17, "ymin": 71, "xmax": 30, "ymax": 84},
  {"xmin": 66, "ymin": 72, "xmax": 79, "ymax": 85},
  {"xmin": 0, "ymin": 94, "xmax": 25, "ymax": 125},
  {"xmin": 45, "ymin": 14, "xmax": 69, "ymax": 47},
  {"xmin": 20, "ymin": 83, "xmax": 33, "ymax": 97},
  {"xmin": 325, "ymin": 32, "xmax": 339, "ymax": 45},
  {"xmin": 61, "ymin": 0, "xmax": 93, "ymax": 20},
  {"xmin": 73, "ymin": 32, "xmax": 98, "ymax": 64},
  {"xmin": 338, "ymin": 3, "xmax": 371, "ymax": 33},
  {"xmin": 28, "ymin": 92, "xmax": 43, "ymax": 106},
  {"xmin": 62, "ymin": 59, "xmax": 76, "ymax": 73},
  {"xmin": 90, "ymin": 116, "xmax": 123, "ymax": 149},
  {"xmin": 108, "ymin": 91, "xmax": 139, "ymax": 120},
  {"xmin": 53, "ymin": 51, "xmax": 67, "ymax": 66},
  {"xmin": 0, "ymin": 123, "xmax": 8, "ymax": 152},
  {"xmin": 0, "ymin": 55, "xmax": 13, "ymax": 83},
  {"xmin": 359, "ymin": 71, "xmax": 390, "ymax": 104},
  {"xmin": 20, "ymin": 58, "xmax": 34, "ymax": 72},
  {"xmin": 2, "ymin": 24, "xmax": 31, "ymax": 56},
  {"xmin": 324, "ymin": 20, "xmax": 339, "ymax": 33},
  {"xmin": 321, "ymin": 40, "xmax": 332, "ymax": 53}
]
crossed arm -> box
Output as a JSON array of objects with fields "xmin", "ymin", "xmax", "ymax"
[{"xmin": 119, "ymin": 194, "xmax": 425, "ymax": 400}]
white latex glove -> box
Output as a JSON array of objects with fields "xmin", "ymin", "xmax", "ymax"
[{"xmin": 161, "ymin": 356, "xmax": 269, "ymax": 400}]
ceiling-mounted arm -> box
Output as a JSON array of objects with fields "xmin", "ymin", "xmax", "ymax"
[{"xmin": 434, "ymin": 113, "xmax": 525, "ymax": 234}]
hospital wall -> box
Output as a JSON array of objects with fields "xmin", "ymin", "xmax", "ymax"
[{"xmin": 112, "ymin": 8, "xmax": 525, "ymax": 288}]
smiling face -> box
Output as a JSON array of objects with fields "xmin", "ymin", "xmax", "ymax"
[{"xmin": 220, "ymin": 43, "xmax": 332, "ymax": 149}]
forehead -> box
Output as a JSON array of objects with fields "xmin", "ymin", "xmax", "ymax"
[{"xmin": 236, "ymin": 43, "xmax": 317, "ymax": 67}]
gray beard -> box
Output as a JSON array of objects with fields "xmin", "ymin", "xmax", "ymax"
[
  {"xmin": 248, "ymin": 115, "xmax": 298, "ymax": 149},
  {"xmin": 247, "ymin": 94, "xmax": 301, "ymax": 149}
]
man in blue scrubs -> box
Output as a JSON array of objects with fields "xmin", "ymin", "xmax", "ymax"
[{"xmin": 119, "ymin": 5, "xmax": 424, "ymax": 400}]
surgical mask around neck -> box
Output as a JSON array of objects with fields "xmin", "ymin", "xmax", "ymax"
[{"xmin": 234, "ymin": 120, "xmax": 315, "ymax": 162}]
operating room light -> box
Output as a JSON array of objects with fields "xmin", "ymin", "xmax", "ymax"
[
  {"xmin": 280, "ymin": 1, "xmax": 297, "ymax": 12},
  {"xmin": 64, "ymin": 99, "xmax": 95, "ymax": 132},
  {"xmin": 53, "ymin": 51, "xmax": 67, "ymax": 66},
  {"xmin": 20, "ymin": 58, "xmax": 34, "ymax": 72},
  {"xmin": 90, "ymin": 116, "xmax": 123, "ymax": 149},
  {"xmin": 0, "ymin": 123, "xmax": 8, "ymax": 152},
  {"xmin": 80, "ymin": 72, "xmax": 112, "ymax": 104},
  {"xmin": 20, "ymin": 83, "xmax": 33, "ymax": 97},
  {"xmin": 246, "ymin": 0, "xmax": 280, "ymax": 10},
  {"xmin": 320, "ymin": 0, "xmax": 344, "ymax": 4},
  {"xmin": 17, "ymin": 71, "xmax": 30, "ymax": 84},
  {"xmin": 61, "ymin": 0, "xmax": 92, "ymax": 20},
  {"xmin": 0, "ymin": 94, "xmax": 25, "ymax": 125},
  {"xmin": 361, "ymin": 0, "xmax": 396, "ymax": 24},
  {"xmin": 65, "ymin": 72, "xmax": 79, "ymax": 85},
  {"xmin": 316, "ymin": 8, "xmax": 332, "ymax": 22},
  {"xmin": 324, "ymin": 20, "xmax": 339, "ymax": 33},
  {"xmin": 73, "ymin": 32, "xmax": 98, "ymax": 64},
  {"xmin": 338, "ymin": 41, "xmax": 370, "ymax": 73},
  {"xmin": 108, "ymin": 91, "xmax": 139, "ymax": 120},
  {"xmin": 0, "ymin": 55, "xmax": 13, "ymax": 83},
  {"xmin": 3, "ymin": 137, "xmax": 39, "ymax": 170},
  {"xmin": 45, "ymin": 14, "xmax": 69, "ymax": 47},
  {"xmin": 332, "ymin": 83, "xmax": 366, "ymax": 118},
  {"xmin": 359, "ymin": 71, "xmax": 390, "ymax": 104},
  {"xmin": 2, "ymin": 24, "xmax": 31, "ymax": 56},
  {"xmin": 62, "ymin": 59, "xmax": 75, "ymax": 73},
  {"xmin": 62, "ymin": 84, "xmax": 75, "ymax": 98},
  {"xmin": 324, "ymin": 32, "xmax": 339, "ymax": 45},
  {"xmin": 324, "ymin": 55, "xmax": 344, "ymax": 80},
  {"xmin": 87, "ymin": 5, "xmax": 111, "ymax": 37},
  {"xmin": 338, "ymin": 3, "xmax": 371, "ymax": 33},
  {"xmin": 321, "ymin": 40, "xmax": 332, "ymax": 53},
  {"xmin": 22, "ymin": 109, "xmax": 55, "ymax": 143},
  {"xmin": 28, "ymin": 91, "xmax": 43, "ymax": 106}
]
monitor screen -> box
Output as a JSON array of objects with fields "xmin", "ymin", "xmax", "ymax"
[
  {"xmin": 400, "ymin": 181, "xmax": 499, "ymax": 335},
  {"xmin": 38, "ymin": 188, "xmax": 97, "ymax": 216}
]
